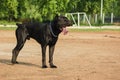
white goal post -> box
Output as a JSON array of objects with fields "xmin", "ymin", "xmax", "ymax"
[{"xmin": 65, "ymin": 12, "xmax": 92, "ymax": 27}]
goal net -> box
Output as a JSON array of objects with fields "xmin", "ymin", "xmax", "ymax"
[{"xmin": 66, "ymin": 12, "xmax": 92, "ymax": 27}]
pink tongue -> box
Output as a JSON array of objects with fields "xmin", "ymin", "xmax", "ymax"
[{"xmin": 62, "ymin": 27, "xmax": 68, "ymax": 35}]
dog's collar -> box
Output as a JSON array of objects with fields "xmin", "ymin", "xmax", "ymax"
[{"xmin": 49, "ymin": 22, "xmax": 58, "ymax": 38}]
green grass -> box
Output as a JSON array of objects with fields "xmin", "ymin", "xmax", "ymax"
[
  {"xmin": 0, "ymin": 27, "xmax": 120, "ymax": 32},
  {"xmin": 68, "ymin": 28, "xmax": 120, "ymax": 32},
  {"xmin": 0, "ymin": 21, "xmax": 16, "ymax": 25},
  {"xmin": 0, "ymin": 27, "xmax": 16, "ymax": 30}
]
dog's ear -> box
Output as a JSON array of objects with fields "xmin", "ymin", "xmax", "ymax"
[
  {"xmin": 54, "ymin": 14, "xmax": 62, "ymax": 20},
  {"xmin": 53, "ymin": 14, "xmax": 59, "ymax": 21},
  {"xmin": 55, "ymin": 14, "xmax": 59, "ymax": 18}
]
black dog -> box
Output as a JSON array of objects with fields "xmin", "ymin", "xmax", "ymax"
[{"xmin": 11, "ymin": 15, "xmax": 72, "ymax": 68}]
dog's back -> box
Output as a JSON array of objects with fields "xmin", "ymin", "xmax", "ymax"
[{"xmin": 24, "ymin": 22, "xmax": 51, "ymax": 41}]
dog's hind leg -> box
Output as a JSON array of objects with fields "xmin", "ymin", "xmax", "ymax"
[
  {"xmin": 11, "ymin": 41, "xmax": 26, "ymax": 64},
  {"xmin": 11, "ymin": 28, "xmax": 27, "ymax": 64}
]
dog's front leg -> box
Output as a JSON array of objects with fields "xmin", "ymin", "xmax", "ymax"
[
  {"xmin": 41, "ymin": 45, "xmax": 47, "ymax": 68},
  {"xmin": 49, "ymin": 45, "xmax": 57, "ymax": 68}
]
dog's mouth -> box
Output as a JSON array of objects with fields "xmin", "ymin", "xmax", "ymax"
[
  {"xmin": 59, "ymin": 22, "xmax": 72, "ymax": 35},
  {"xmin": 60, "ymin": 27, "xmax": 68, "ymax": 35}
]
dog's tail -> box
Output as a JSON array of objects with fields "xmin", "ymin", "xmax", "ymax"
[{"xmin": 16, "ymin": 23, "xmax": 24, "ymax": 28}]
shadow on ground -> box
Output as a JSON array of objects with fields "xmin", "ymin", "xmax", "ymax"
[{"xmin": 0, "ymin": 58, "xmax": 40, "ymax": 68}]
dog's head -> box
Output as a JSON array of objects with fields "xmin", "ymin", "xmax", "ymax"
[{"xmin": 53, "ymin": 14, "xmax": 72, "ymax": 35}]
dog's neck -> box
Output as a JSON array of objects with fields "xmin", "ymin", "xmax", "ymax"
[
  {"xmin": 49, "ymin": 22, "xmax": 58, "ymax": 37},
  {"xmin": 49, "ymin": 22, "xmax": 61, "ymax": 38}
]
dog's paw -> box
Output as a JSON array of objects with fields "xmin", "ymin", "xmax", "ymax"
[
  {"xmin": 15, "ymin": 61, "xmax": 19, "ymax": 64},
  {"xmin": 11, "ymin": 61, "xmax": 19, "ymax": 64},
  {"xmin": 42, "ymin": 65, "xmax": 48, "ymax": 68},
  {"xmin": 50, "ymin": 65, "xmax": 57, "ymax": 68}
]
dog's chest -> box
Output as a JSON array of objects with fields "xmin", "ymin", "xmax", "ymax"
[{"xmin": 48, "ymin": 37, "xmax": 58, "ymax": 45}]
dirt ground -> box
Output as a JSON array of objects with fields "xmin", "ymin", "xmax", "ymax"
[{"xmin": 0, "ymin": 30, "xmax": 120, "ymax": 80}]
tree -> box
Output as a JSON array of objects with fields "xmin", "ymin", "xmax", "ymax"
[
  {"xmin": 0, "ymin": 0, "xmax": 5, "ymax": 19},
  {"xmin": 6, "ymin": 0, "xmax": 18, "ymax": 21},
  {"xmin": 0, "ymin": 0, "xmax": 120, "ymax": 22},
  {"xmin": 115, "ymin": 0, "xmax": 120, "ymax": 16},
  {"xmin": 103, "ymin": 0, "xmax": 116, "ymax": 14}
]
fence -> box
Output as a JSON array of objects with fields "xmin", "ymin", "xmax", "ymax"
[
  {"xmin": 66, "ymin": 12, "xmax": 120, "ymax": 27},
  {"xmin": 88, "ymin": 13, "xmax": 120, "ymax": 24}
]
